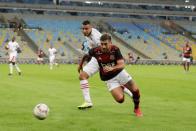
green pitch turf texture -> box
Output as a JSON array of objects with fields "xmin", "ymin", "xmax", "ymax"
[{"xmin": 0, "ymin": 64, "xmax": 196, "ymax": 131}]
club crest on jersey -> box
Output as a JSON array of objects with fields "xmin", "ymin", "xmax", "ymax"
[
  {"xmin": 110, "ymin": 55, "xmax": 115, "ymax": 60},
  {"xmin": 98, "ymin": 57, "xmax": 102, "ymax": 61}
]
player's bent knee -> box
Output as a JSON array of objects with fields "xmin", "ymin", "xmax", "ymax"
[
  {"xmin": 79, "ymin": 71, "xmax": 89, "ymax": 80},
  {"xmin": 117, "ymin": 98, "xmax": 124, "ymax": 103},
  {"xmin": 116, "ymin": 96, "xmax": 124, "ymax": 103}
]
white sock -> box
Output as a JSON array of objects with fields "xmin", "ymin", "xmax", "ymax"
[
  {"xmin": 80, "ymin": 80, "xmax": 92, "ymax": 104},
  {"xmin": 123, "ymin": 87, "xmax": 133, "ymax": 97},
  {"xmin": 15, "ymin": 64, "xmax": 21, "ymax": 72},
  {"xmin": 9, "ymin": 63, "xmax": 13, "ymax": 74}
]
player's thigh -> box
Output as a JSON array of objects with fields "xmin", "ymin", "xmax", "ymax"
[{"xmin": 83, "ymin": 57, "xmax": 99, "ymax": 77}]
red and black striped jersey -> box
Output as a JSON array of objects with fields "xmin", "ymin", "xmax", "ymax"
[
  {"xmin": 183, "ymin": 46, "xmax": 192, "ymax": 58},
  {"xmin": 89, "ymin": 45, "xmax": 124, "ymax": 81}
]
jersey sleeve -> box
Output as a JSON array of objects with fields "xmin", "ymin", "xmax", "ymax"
[
  {"xmin": 88, "ymin": 48, "xmax": 94, "ymax": 57},
  {"xmin": 115, "ymin": 47, "xmax": 123, "ymax": 60}
]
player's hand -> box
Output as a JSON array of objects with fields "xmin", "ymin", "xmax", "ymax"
[
  {"xmin": 78, "ymin": 65, "xmax": 83, "ymax": 73},
  {"xmin": 103, "ymin": 66, "xmax": 113, "ymax": 72},
  {"xmin": 5, "ymin": 45, "xmax": 9, "ymax": 50}
]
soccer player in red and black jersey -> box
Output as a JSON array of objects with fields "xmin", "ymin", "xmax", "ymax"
[
  {"xmin": 79, "ymin": 33, "xmax": 142, "ymax": 117},
  {"xmin": 37, "ymin": 49, "xmax": 45, "ymax": 64},
  {"xmin": 182, "ymin": 42, "xmax": 192, "ymax": 72},
  {"xmin": 128, "ymin": 52, "xmax": 135, "ymax": 64},
  {"xmin": 78, "ymin": 21, "xmax": 132, "ymax": 110}
]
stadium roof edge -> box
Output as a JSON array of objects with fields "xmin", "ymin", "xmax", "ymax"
[
  {"xmin": 0, "ymin": 2, "xmax": 196, "ymax": 17},
  {"xmin": 59, "ymin": 0, "xmax": 196, "ymax": 6}
]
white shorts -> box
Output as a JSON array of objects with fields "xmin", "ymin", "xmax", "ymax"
[
  {"xmin": 183, "ymin": 57, "xmax": 190, "ymax": 63},
  {"xmin": 9, "ymin": 53, "xmax": 17, "ymax": 62},
  {"xmin": 49, "ymin": 56, "xmax": 55, "ymax": 63},
  {"xmin": 37, "ymin": 57, "xmax": 43, "ymax": 61},
  {"xmin": 106, "ymin": 69, "xmax": 132, "ymax": 91},
  {"xmin": 83, "ymin": 57, "xmax": 99, "ymax": 77}
]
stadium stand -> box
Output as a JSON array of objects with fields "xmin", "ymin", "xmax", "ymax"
[
  {"xmin": 21, "ymin": 15, "xmax": 84, "ymax": 61},
  {"xmin": 108, "ymin": 21, "xmax": 181, "ymax": 60},
  {"xmin": 0, "ymin": 0, "xmax": 195, "ymax": 64}
]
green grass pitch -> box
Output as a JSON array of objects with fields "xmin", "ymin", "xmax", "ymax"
[{"xmin": 0, "ymin": 64, "xmax": 196, "ymax": 131}]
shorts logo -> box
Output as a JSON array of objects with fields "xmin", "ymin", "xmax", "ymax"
[{"xmin": 110, "ymin": 55, "xmax": 115, "ymax": 60}]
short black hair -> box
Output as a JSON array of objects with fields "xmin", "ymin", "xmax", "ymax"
[
  {"xmin": 100, "ymin": 33, "xmax": 111, "ymax": 41},
  {"xmin": 82, "ymin": 20, "xmax": 91, "ymax": 25}
]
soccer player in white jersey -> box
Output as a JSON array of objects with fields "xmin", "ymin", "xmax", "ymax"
[
  {"xmin": 77, "ymin": 20, "xmax": 132, "ymax": 109},
  {"xmin": 5, "ymin": 37, "xmax": 21, "ymax": 76},
  {"xmin": 48, "ymin": 45, "xmax": 57, "ymax": 70}
]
